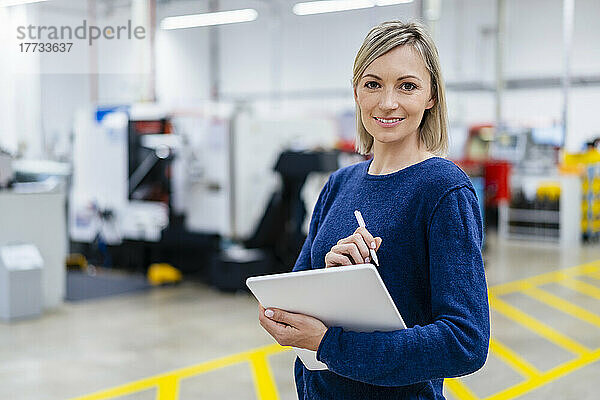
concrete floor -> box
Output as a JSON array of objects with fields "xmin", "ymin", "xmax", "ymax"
[{"xmin": 1, "ymin": 231, "xmax": 600, "ymax": 400}]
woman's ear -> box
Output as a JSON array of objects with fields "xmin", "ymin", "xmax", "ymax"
[
  {"xmin": 353, "ymin": 86, "xmax": 359, "ymax": 104},
  {"xmin": 425, "ymin": 96, "xmax": 435, "ymax": 110}
]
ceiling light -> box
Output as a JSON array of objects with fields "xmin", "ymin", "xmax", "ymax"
[
  {"xmin": 374, "ymin": 0, "xmax": 413, "ymax": 5},
  {"xmin": 292, "ymin": 0, "xmax": 413, "ymax": 16},
  {"xmin": 160, "ymin": 8, "xmax": 258, "ymax": 30},
  {"xmin": 0, "ymin": 0, "xmax": 48, "ymax": 7},
  {"xmin": 293, "ymin": 0, "xmax": 375, "ymax": 16}
]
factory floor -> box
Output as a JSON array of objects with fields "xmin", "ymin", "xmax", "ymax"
[{"xmin": 2, "ymin": 231, "xmax": 600, "ymax": 400}]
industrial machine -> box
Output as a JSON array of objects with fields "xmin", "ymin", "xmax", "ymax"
[
  {"xmin": 70, "ymin": 104, "xmax": 216, "ymax": 273},
  {"xmin": 69, "ymin": 103, "xmax": 339, "ymax": 288}
]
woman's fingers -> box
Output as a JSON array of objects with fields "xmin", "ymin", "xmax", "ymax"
[
  {"xmin": 354, "ymin": 227, "xmax": 377, "ymax": 252},
  {"xmin": 327, "ymin": 230, "xmax": 382, "ymax": 268},
  {"xmin": 337, "ymin": 233, "xmax": 370, "ymax": 260},
  {"xmin": 325, "ymin": 251, "xmax": 352, "ymax": 267},
  {"xmin": 332, "ymin": 243, "xmax": 364, "ymax": 264},
  {"xmin": 351, "ymin": 232, "xmax": 371, "ymax": 259},
  {"xmin": 258, "ymin": 307, "xmax": 328, "ymax": 351}
]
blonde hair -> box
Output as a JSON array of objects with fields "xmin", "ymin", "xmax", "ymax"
[{"xmin": 353, "ymin": 20, "xmax": 448, "ymax": 156}]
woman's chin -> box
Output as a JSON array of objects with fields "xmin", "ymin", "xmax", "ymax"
[
  {"xmin": 371, "ymin": 134, "xmax": 403, "ymax": 144},
  {"xmin": 369, "ymin": 127, "xmax": 418, "ymax": 146}
]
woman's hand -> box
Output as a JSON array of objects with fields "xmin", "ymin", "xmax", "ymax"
[
  {"xmin": 325, "ymin": 227, "xmax": 382, "ymax": 268},
  {"xmin": 258, "ymin": 304, "xmax": 327, "ymax": 351}
]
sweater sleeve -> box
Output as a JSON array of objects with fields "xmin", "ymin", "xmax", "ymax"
[
  {"xmin": 315, "ymin": 185, "xmax": 490, "ymax": 386},
  {"xmin": 292, "ymin": 175, "xmax": 332, "ymax": 272}
]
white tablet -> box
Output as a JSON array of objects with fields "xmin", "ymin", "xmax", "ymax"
[{"xmin": 246, "ymin": 264, "xmax": 406, "ymax": 370}]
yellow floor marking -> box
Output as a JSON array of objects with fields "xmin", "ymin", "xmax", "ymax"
[
  {"xmin": 156, "ymin": 376, "xmax": 179, "ymax": 400},
  {"xmin": 249, "ymin": 351, "xmax": 280, "ymax": 400},
  {"xmin": 174, "ymin": 343, "xmax": 288, "ymax": 381},
  {"xmin": 69, "ymin": 376, "xmax": 160, "ymax": 400},
  {"xmin": 488, "ymin": 295, "xmax": 590, "ymax": 356},
  {"xmin": 445, "ymin": 377, "xmax": 480, "ymax": 400},
  {"xmin": 558, "ymin": 277, "xmax": 600, "ymax": 300},
  {"xmin": 71, "ymin": 260, "xmax": 600, "ymax": 400},
  {"xmin": 489, "ymin": 261, "xmax": 600, "ymax": 297},
  {"xmin": 489, "ymin": 338, "xmax": 541, "ymax": 379},
  {"xmin": 68, "ymin": 343, "xmax": 290, "ymax": 400},
  {"xmin": 483, "ymin": 347, "xmax": 600, "ymax": 400},
  {"xmin": 585, "ymin": 270, "xmax": 600, "ymax": 280},
  {"xmin": 522, "ymin": 286, "xmax": 600, "ymax": 329}
]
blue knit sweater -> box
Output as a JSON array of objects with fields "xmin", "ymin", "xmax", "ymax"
[{"xmin": 292, "ymin": 157, "xmax": 490, "ymax": 399}]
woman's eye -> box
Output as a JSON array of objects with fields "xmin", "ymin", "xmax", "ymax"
[
  {"xmin": 365, "ymin": 81, "xmax": 380, "ymax": 89},
  {"xmin": 400, "ymin": 82, "xmax": 417, "ymax": 91}
]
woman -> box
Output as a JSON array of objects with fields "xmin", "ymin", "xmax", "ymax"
[{"xmin": 258, "ymin": 20, "xmax": 489, "ymax": 399}]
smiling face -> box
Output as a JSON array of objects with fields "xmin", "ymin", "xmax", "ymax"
[{"xmin": 354, "ymin": 45, "xmax": 435, "ymax": 149}]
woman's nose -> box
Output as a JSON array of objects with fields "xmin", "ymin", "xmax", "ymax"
[{"xmin": 379, "ymin": 90, "xmax": 399, "ymax": 110}]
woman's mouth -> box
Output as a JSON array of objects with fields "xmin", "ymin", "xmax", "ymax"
[{"xmin": 373, "ymin": 116, "xmax": 405, "ymax": 127}]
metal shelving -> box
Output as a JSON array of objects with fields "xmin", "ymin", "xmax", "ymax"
[{"xmin": 499, "ymin": 175, "xmax": 581, "ymax": 246}]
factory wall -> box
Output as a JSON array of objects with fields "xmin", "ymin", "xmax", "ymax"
[
  {"xmin": 0, "ymin": 5, "xmax": 43, "ymax": 157},
  {"xmin": 156, "ymin": 0, "xmax": 600, "ymax": 150},
  {"xmin": 3, "ymin": 0, "xmax": 600, "ymax": 160}
]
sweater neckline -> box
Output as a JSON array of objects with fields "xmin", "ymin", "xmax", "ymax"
[{"xmin": 363, "ymin": 156, "xmax": 443, "ymax": 180}]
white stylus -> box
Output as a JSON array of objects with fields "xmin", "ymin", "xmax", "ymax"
[{"xmin": 354, "ymin": 210, "xmax": 379, "ymax": 267}]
